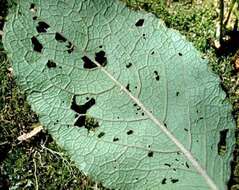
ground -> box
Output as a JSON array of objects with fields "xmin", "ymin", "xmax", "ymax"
[{"xmin": 0, "ymin": 0, "xmax": 238, "ymax": 189}]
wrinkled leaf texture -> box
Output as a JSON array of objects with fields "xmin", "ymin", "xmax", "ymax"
[{"xmin": 3, "ymin": 0, "xmax": 235, "ymax": 189}]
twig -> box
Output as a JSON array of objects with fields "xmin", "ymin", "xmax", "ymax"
[
  {"xmin": 17, "ymin": 124, "xmax": 43, "ymax": 141},
  {"xmin": 33, "ymin": 152, "xmax": 39, "ymax": 190}
]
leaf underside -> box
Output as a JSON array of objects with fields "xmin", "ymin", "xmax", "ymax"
[{"xmin": 3, "ymin": 0, "xmax": 235, "ymax": 189}]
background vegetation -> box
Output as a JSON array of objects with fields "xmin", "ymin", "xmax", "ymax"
[{"xmin": 0, "ymin": 0, "xmax": 238, "ymax": 189}]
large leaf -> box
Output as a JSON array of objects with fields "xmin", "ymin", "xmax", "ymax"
[{"xmin": 3, "ymin": 0, "xmax": 235, "ymax": 189}]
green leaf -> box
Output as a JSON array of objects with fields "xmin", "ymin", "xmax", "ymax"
[{"xmin": 3, "ymin": 0, "xmax": 235, "ymax": 189}]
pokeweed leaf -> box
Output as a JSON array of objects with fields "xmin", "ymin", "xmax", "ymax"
[{"xmin": 3, "ymin": 0, "xmax": 235, "ymax": 189}]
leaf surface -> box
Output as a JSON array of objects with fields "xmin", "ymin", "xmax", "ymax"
[{"xmin": 3, "ymin": 0, "xmax": 235, "ymax": 189}]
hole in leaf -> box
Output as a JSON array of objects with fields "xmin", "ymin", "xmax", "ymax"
[
  {"xmin": 30, "ymin": 3, "xmax": 37, "ymax": 12},
  {"xmin": 135, "ymin": 19, "xmax": 144, "ymax": 27},
  {"xmin": 31, "ymin": 36, "xmax": 43, "ymax": 53},
  {"xmin": 46, "ymin": 60, "xmax": 57, "ymax": 68},
  {"xmin": 36, "ymin": 21, "xmax": 50, "ymax": 33},
  {"xmin": 82, "ymin": 56, "xmax": 97, "ymax": 69},
  {"xmin": 33, "ymin": 16, "xmax": 37, "ymax": 20},
  {"xmin": 151, "ymin": 51, "xmax": 155, "ymax": 55},
  {"xmin": 95, "ymin": 50, "xmax": 107, "ymax": 67},
  {"xmin": 66, "ymin": 42, "xmax": 75, "ymax": 54},
  {"xmin": 148, "ymin": 151, "xmax": 154, "ymax": 157},
  {"xmin": 126, "ymin": 84, "xmax": 131, "ymax": 92},
  {"xmin": 164, "ymin": 163, "xmax": 171, "ymax": 167},
  {"xmin": 55, "ymin": 32, "xmax": 67, "ymax": 42},
  {"xmin": 171, "ymin": 179, "xmax": 179, "ymax": 183},
  {"xmin": 176, "ymin": 92, "xmax": 180, "ymax": 96},
  {"xmin": 126, "ymin": 63, "xmax": 132, "ymax": 68},
  {"xmin": 161, "ymin": 178, "xmax": 167, "ymax": 184},
  {"xmin": 154, "ymin": 71, "xmax": 160, "ymax": 81},
  {"xmin": 164, "ymin": 123, "xmax": 167, "ymax": 128},
  {"xmin": 178, "ymin": 52, "xmax": 183, "ymax": 56},
  {"xmin": 185, "ymin": 162, "xmax": 189, "ymax": 168},
  {"xmin": 71, "ymin": 95, "xmax": 96, "ymax": 128},
  {"xmin": 218, "ymin": 129, "xmax": 229, "ymax": 155},
  {"xmin": 113, "ymin": 137, "xmax": 119, "ymax": 142},
  {"xmin": 99, "ymin": 45, "xmax": 103, "ymax": 48},
  {"xmin": 98, "ymin": 132, "xmax": 105, "ymax": 138},
  {"xmin": 127, "ymin": 130, "xmax": 133, "ymax": 135}
]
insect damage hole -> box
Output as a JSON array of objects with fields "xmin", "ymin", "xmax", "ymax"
[
  {"xmin": 55, "ymin": 32, "xmax": 67, "ymax": 42},
  {"xmin": 217, "ymin": 129, "xmax": 229, "ymax": 156},
  {"xmin": 30, "ymin": 3, "xmax": 37, "ymax": 13},
  {"xmin": 36, "ymin": 21, "xmax": 50, "ymax": 33},
  {"xmin": 154, "ymin": 71, "xmax": 160, "ymax": 81},
  {"xmin": 95, "ymin": 50, "xmax": 107, "ymax": 67},
  {"xmin": 127, "ymin": 130, "xmax": 133, "ymax": 135},
  {"xmin": 82, "ymin": 51, "xmax": 107, "ymax": 69},
  {"xmin": 70, "ymin": 95, "xmax": 96, "ymax": 129},
  {"xmin": 147, "ymin": 151, "xmax": 154, "ymax": 157},
  {"xmin": 97, "ymin": 132, "xmax": 105, "ymax": 138},
  {"xmin": 46, "ymin": 60, "xmax": 57, "ymax": 68},
  {"xmin": 31, "ymin": 36, "xmax": 43, "ymax": 53},
  {"xmin": 135, "ymin": 19, "xmax": 144, "ymax": 27}
]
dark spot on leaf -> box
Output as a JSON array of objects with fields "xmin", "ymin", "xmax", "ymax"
[
  {"xmin": 55, "ymin": 32, "xmax": 67, "ymax": 42},
  {"xmin": 33, "ymin": 16, "xmax": 37, "ymax": 20},
  {"xmin": 171, "ymin": 179, "xmax": 179, "ymax": 183},
  {"xmin": 161, "ymin": 178, "xmax": 167, "ymax": 184},
  {"xmin": 82, "ymin": 56, "xmax": 96, "ymax": 69},
  {"xmin": 135, "ymin": 178, "xmax": 139, "ymax": 181},
  {"xmin": 99, "ymin": 45, "xmax": 103, "ymax": 48},
  {"xmin": 148, "ymin": 145, "xmax": 151, "ymax": 148},
  {"xmin": 134, "ymin": 86, "xmax": 137, "ymax": 89},
  {"xmin": 113, "ymin": 137, "xmax": 119, "ymax": 142},
  {"xmin": 176, "ymin": 92, "xmax": 180, "ymax": 96},
  {"xmin": 135, "ymin": 19, "xmax": 144, "ymax": 27},
  {"xmin": 148, "ymin": 151, "xmax": 154, "ymax": 157},
  {"xmin": 133, "ymin": 103, "xmax": 137, "ymax": 107},
  {"xmin": 184, "ymin": 128, "xmax": 188, "ymax": 132},
  {"xmin": 127, "ymin": 130, "xmax": 133, "ymax": 135},
  {"xmin": 173, "ymin": 168, "xmax": 176, "ymax": 171},
  {"xmin": 36, "ymin": 21, "xmax": 50, "ymax": 33},
  {"xmin": 30, "ymin": 3, "xmax": 37, "ymax": 12},
  {"xmin": 66, "ymin": 42, "xmax": 75, "ymax": 54},
  {"xmin": 164, "ymin": 163, "xmax": 171, "ymax": 167},
  {"xmin": 126, "ymin": 84, "xmax": 131, "ymax": 92},
  {"xmin": 199, "ymin": 117, "xmax": 204, "ymax": 120},
  {"xmin": 175, "ymin": 158, "xmax": 179, "ymax": 161},
  {"xmin": 141, "ymin": 112, "xmax": 144, "ymax": 116},
  {"xmin": 82, "ymin": 51, "xmax": 107, "ymax": 69},
  {"xmin": 46, "ymin": 60, "xmax": 57, "ymax": 68},
  {"xmin": 143, "ymin": 33, "xmax": 146, "ymax": 38},
  {"xmin": 164, "ymin": 123, "xmax": 167, "ymax": 128},
  {"xmin": 178, "ymin": 52, "xmax": 183, "ymax": 56},
  {"xmin": 151, "ymin": 51, "xmax": 155, "ymax": 55},
  {"xmin": 71, "ymin": 95, "xmax": 96, "ymax": 128},
  {"xmin": 95, "ymin": 50, "xmax": 107, "ymax": 67},
  {"xmin": 31, "ymin": 36, "xmax": 43, "ymax": 53},
  {"xmin": 117, "ymin": 116, "xmax": 120, "ymax": 119},
  {"xmin": 98, "ymin": 132, "xmax": 105, "ymax": 138},
  {"xmin": 154, "ymin": 71, "xmax": 160, "ymax": 81},
  {"xmin": 218, "ymin": 129, "xmax": 229, "ymax": 155},
  {"xmin": 185, "ymin": 162, "xmax": 190, "ymax": 168},
  {"xmin": 126, "ymin": 63, "xmax": 132, "ymax": 68}
]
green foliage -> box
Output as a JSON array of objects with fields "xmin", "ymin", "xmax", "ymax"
[{"xmin": 2, "ymin": 0, "xmax": 236, "ymax": 189}]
